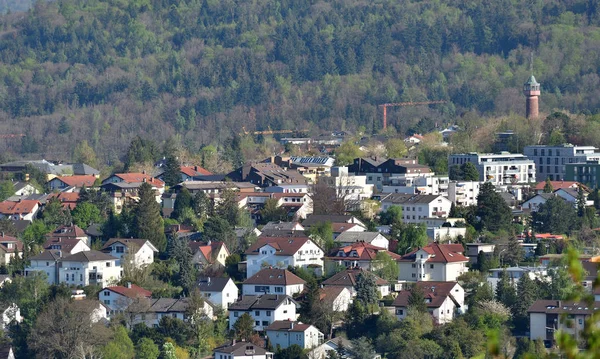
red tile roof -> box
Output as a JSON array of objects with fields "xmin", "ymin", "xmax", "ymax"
[
  {"xmin": 243, "ymin": 268, "xmax": 306, "ymax": 286},
  {"xmin": 0, "ymin": 200, "xmax": 39, "ymax": 214},
  {"xmin": 103, "ymin": 284, "xmax": 152, "ymax": 299},
  {"xmin": 0, "ymin": 233, "xmax": 23, "ymax": 253},
  {"xmin": 399, "ymin": 243, "xmax": 469, "ymax": 263},
  {"xmin": 331, "ymin": 223, "xmax": 362, "ymax": 233},
  {"xmin": 43, "ymin": 238, "xmax": 86, "ymax": 255},
  {"xmin": 393, "ymin": 281, "xmax": 460, "ymax": 308},
  {"xmin": 322, "ymin": 268, "xmax": 388, "ymax": 287},
  {"xmin": 114, "ymin": 173, "xmax": 164, "ymax": 187},
  {"xmin": 181, "ymin": 165, "xmax": 212, "ymax": 177},
  {"xmin": 47, "ymin": 193, "xmax": 80, "ymax": 209},
  {"xmin": 53, "ymin": 175, "xmax": 97, "ymax": 187},
  {"xmin": 188, "ymin": 241, "xmax": 227, "ymax": 263},
  {"xmin": 265, "ymin": 320, "xmax": 312, "ymax": 332},
  {"xmin": 327, "ymin": 242, "xmax": 401, "ymax": 261},
  {"xmin": 533, "ymin": 181, "xmax": 579, "ymax": 191},
  {"xmin": 48, "ymin": 225, "xmax": 87, "ymax": 238},
  {"xmin": 245, "ymin": 236, "xmax": 316, "ymax": 256}
]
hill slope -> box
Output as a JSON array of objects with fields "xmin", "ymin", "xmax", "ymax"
[{"xmin": 0, "ymin": 0, "xmax": 599, "ymax": 164}]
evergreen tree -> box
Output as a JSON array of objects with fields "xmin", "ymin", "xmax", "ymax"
[
  {"xmin": 495, "ymin": 270, "xmax": 517, "ymax": 309},
  {"xmin": 504, "ymin": 237, "xmax": 524, "ymax": 267},
  {"xmin": 133, "ymin": 182, "xmax": 166, "ymax": 251},
  {"xmin": 172, "ymin": 187, "xmax": 192, "ymax": 220},
  {"xmin": 577, "ymin": 186, "xmax": 586, "ymax": 217},
  {"xmin": 460, "ymin": 162, "xmax": 479, "ymax": 181},
  {"xmin": 260, "ymin": 198, "xmax": 287, "ymax": 224},
  {"xmin": 167, "ymin": 235, "xmax": 196, "ymax": 294},
  {"xmin": 203, "ymin": 217, "xmax": 237, "ymax": 252},
  {"xmin": 233, "ymin": 313, "xmax": 254, "ymax": 341},
  {"xmin": 163, "ymin": 153, "xmax": 181, "ymax": 188},
  {"xmin": 543, "ymin": 178, "xmax": 554, "ymax": 193},
  {"xmin": 216, "ymin": 187, "xmax": 240, "ymax": 225},
  {"xmin": 407, "ymin": 284, "xmax": 427, "ymax": 313},
  {"xmin": 476, "ymin": 182, "xmax": 512, "ymax": 232},
  {"xmin": 532, "ymin": 196, "xmax": 578, "ymax": 235},
  {"xmin": 513, "ymin": 274, "xmax": 539, "ymax": 329},
  {"xmin": 355, "ymin": 272, "xmax": 379, "ymax": 309},
  {"xmin": 71, "ymin": 202, "xmax": 102, "ymax": 229},
  {"xmin": 42, "ymin": 197, "xmax": 72, "ymax": 228},
  {"xmin": 193, "ymin": 191, "xmax": 212, "ymax": 219}
]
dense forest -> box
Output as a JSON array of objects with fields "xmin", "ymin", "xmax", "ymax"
[{"xmin": 1, "ymin": 0, "xmax": 600, "ymax": 166}]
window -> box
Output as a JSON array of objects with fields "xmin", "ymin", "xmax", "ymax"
[
  {"xmin": 534, "ymin": 149, "xmax": 538, "ymax": 156},
  {"xmin": 275, "ymin": 287, "xmax": 283, "ymax": 293},
  {"xmin": 80, "ymin": 274, "xmax": 83, "ymax": 282},
  {"xmin": 255, "ymin": 286, "xmax": 270, "ymax": 293},
  {"xmin": 104, "ymin": 291, "xmax": 110, "ymax": 296},
  {"xmin": 255, "ymin": 310, "xmax": 260, "ymax": 316},
  {"xmin": 104, "ymin": 300, "xmax": 110, "ymax": 305},
  {"xmin": 234, "ymin": 312, "xmax": 239, "ymax": 317},
  {"xmin": 396, "ymin": 309, "xmax": 404, "ymax": 315},
  {"xmin": 430, "ymin": 264, "xmax": 434, "ymax": 269},
  {"xmin": 555, "ymin": 158, "xmax": 559, "ymax": 165},
  {"xmin": 549, "ymin": 149, "xmax": 552, "ymax": 156},
  {"xmin": 262, "ymin": 321, "xmax": 269, "ymax": 326},
  {"xmin": 579, "ymin": 318, "xmax": 583, "ymax": 325},
  {"xmin": 266, "ymin": 311, "xmax": 271, "ymax": 317},
  {"xmin": 71, "ymin": 274, "xmax": 75, "ymax": 281},
  {"xmin": 412, "ymin": 273, "xmax": 416, "ymax": 278},
  {"xmin": 255, "ymin": 321, "xmax": 260, "ymax": 326},
  {"xmin": 412, "ymin": 264, "xmax": 416, "ymax": 268},
  {"xmin": 106, "ymin": 262, "xmax": 111, "ymax": 267},
  {"xmin": 116, "ymin": 246, "xmax": 125, "ymax": 253},
  {"xmin": 540, "ymin": 166, "xmax": 543, "ymax": 173}
]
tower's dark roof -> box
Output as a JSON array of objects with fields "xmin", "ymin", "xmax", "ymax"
[{"xmin": 525, "ymin": 75, "xmax": 539, "ymax": 85}]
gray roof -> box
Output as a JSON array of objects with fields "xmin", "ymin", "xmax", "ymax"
[
  {"xmin": 197, "ymin": 277, "xmax": 232, "ymax": 292},
  {"xmin": 302, "ymin": 215, "xmax": 356, "ymax": 227},
  {"xmin": 0, "ymin": 160, "xmax": 99, "ymax": 176},
  {"xmin": 214, "ymin": 342, "xmax": 271, "ymax": 356},
  {"xmin": 262, "ymin": 221, "xmax": 302, "ymax": 231},
  {"xmin": 61, "ymin": 250, "xmax": 117, "ymax": 262},
  {"xmin": 30, "ymin": 250, "xmax": 62, "ymax": 261},
  {"xmin": 229, "ymin": 295, "xmax": 295, "ymax": 311},
  {"xmin": 71, "ymin": 163, "xmax": 100, "ymax": 176},
  {"xmin": 381, "ymin": 193, "xmax": 444, "ymax": 204},
  {"xmin": 335, "ymin": 231, "xmax": 384, "ymax": 244}
]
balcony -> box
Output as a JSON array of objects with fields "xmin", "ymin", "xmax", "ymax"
[{"xmin": 432, "ymin": 211, "xmax": 447, "ymax": 217}]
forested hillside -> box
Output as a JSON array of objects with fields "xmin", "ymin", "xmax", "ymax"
[{"xmin": 1, "ymin": 0, "xmax": 600, "ymax": 166}]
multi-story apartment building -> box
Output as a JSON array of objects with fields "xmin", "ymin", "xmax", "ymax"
[
  {"xmin": 565, "ymin": 160, "xmax": 600, "ymax": 188},
  {"xmin": 448, "ymin": 152, "xmax": 535, "ymax": 185},
  {"xmin": 524, "ymin": 144, "xmax": 600, "ymax": 182},
  {"xmin": 380, "ymin": 194, "xmax": 452, "ymax": 224},
  {"xmin": 446, "ymin": 181, "xmax": 481, "ymax": 207},
  {"xmin": 348, "ymin": 158, "xmax": 432, "ymax": 191}
]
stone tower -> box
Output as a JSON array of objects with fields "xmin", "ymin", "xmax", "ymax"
[{"xmin": 523, "ymin": 75, "xmax": 541, "ymax": 119}]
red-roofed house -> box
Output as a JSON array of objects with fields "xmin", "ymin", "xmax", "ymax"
[
  {"xmin": 398, "ymin": 243, "xmax": 468, "ymax": 282},
  {"xmin": 102, "ymin": 173, "xmax": 165, "ymax": 188},
  {"xmin": 101, "ymin": 173, "xmax": 165, "ymax": 213},
  {"xmin": 265, "ymin": 321, "xmax": 324, "ymax": 350},
  {"xmin": 324, "ymin": 242, "xmax": 400, "ymax": 275},
  {"xmin": 189, "ymin": 241, "xmax": 230, "ymax": 269},
  {"xmin": 534, "ymin": 181, "xmax": 580, "ymax": 193},
  {"xmin": 47, "ymin": 175, "xmax": 97, "ymax": 191},
  {"xmin": 47, "ymin": 192, "xmax": 80, "ymax": 210},
  {"xmin": 99, "ymin": 283, "xmax": 152, "ymax": 314},
  {"xmin": 393, "ymin": 281, "xmax": 464, "ymax": 324},
  {"xmin": 321, "ymin": 268, "xmax": 390, "ymax": 297},
  {"xmin": 242, "ymin": 268, "xmax": 306, "ymax": 296},
  {"xmin": 0, "ymin": 233, "xmax": 23, "ymax": 265},
  {"xmin": 245, "ymin": 236, "xmax": 324, "ymax": 278},
  {"xmin": 0, "ymin": 200, "xmax": 40, "ymax": 221}
]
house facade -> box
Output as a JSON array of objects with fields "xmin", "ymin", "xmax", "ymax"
[
  {"xmin": 448, "ymin": 152, "xmax": 536, "ymax": 185},
  {"xmin": 398, "ymin": 243, "xmax": 469, "ymax": 282},
  {"xmin": 0, "ymin": 200, "xmax": 40, "ymax": 221},
  {"xmin": 324, "ymin": 242, "xmax": 400, "ymax": 276},
  {"xmin": 213, "ymin": 342, "xmax": 273, "ymax": 359},
  {"xmin": 189, "ymin": 241, "xmax": 230, "ymax": 269},
  {"xmin": 99, "ymin": 283, "xmax": 152, "ymax": 314},
  {"xmin": 380, "ymin": 194, "xmax": 452, "ymax": 224},
  {"xmin": 198, "ymin": 277, "xmax": 239, "ymax": 309},
  {"xmin": 524, "ymin": 144, "xmax": 600, "ymax": 182},
  {"xmin": 265, "ymin": 321, "xmax": 324, "ymax": 350},
  {"xmin": 393, "ymin": 282, "xmax": 465, "ymax": 324},
  {"xmin": 101, "ymin": 238, "xmax": 158, "ymax": 267},
  {"xmin": 242, "ymin": 268, "xmax": 305, "ymax": 296},
  {"xmin": 228, "ymin": 295, "xmax": 297, "ymax": 331},
  {"xmin": 321, "ymin": 268, "xmax": 390, "ymax": 298},
  {"xmin": 528, "ymin": 300, "xmax": 600, "ymax": 344}
]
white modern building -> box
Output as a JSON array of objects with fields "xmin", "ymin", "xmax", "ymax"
[
  {"xmin": 380, "ymin": 194, "xmax": 452, "ymax": 224},
  {"xmin": 447, "ymin": 181, "xmax": 481, "ymax": 207},
  {"xmin": 398, "ymin": 243, "xmax": 468, "ymax": 282},
  {"xmin": 320, "ymin": 167, "xmax": 374, "ymax": 211},
  {"xmin": 487, "ymin": 266, "xmax": 547, "ymax": 291},
  {"xmin": 524, "ymin": 144, "xmax": 600, "ymax": 182},
  {"xmin": 528, "ymin": 300, "xmax": 600, "ymax": 344},
  {"xmin": 448, "ymin": 152, "xmax": 536, "ymax": 185}
]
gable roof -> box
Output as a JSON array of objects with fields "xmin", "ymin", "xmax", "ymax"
[
  {"xmin": 0, "ymin": 234, "xmax": 22, "ymax": 253},
  {"xmin": 102, "ymin": 238, "xmax": 158, "ymax": 253},
  {"xmin": 30, "ymin": 250, "xmax": 63, "ymax": 261},
  {"xmin": 197, "ymin": 277, "xmax": 232, "ymax": 292},
  {"xmin": 393, "ymin": 281, "xmax": 460, "ymax": 308},
  {"xmin": 327, "ymin": 242, "xmax": 400, "ymax": 261},
  {"xmin": 265, "ymin": 320, "xmax": 313, "ymax": 332},
  {"xmin": 214, "ymin": 342, "xmax": 271, "ymax": 356},
  {"xmin": 110, "ymin": 173, "xmax": 164, "ymax": 187},
  {"xmin": 528, "ymin": 300, "xmax": 600, "ymax": 315},
  {"xmin": 243, "ymin": 268, "xmax": 306, "ymax": 286},
  {"xmin": 51, "ymin": 175, "xmax": 97, "ymax": 187},
  {"xmin": 331, "ymin": 222, "xmax": 364, "ymax": 233},
  {"xmin": 189, "ymin": 241, "xmax": 227, "ymax": 263},
  {"xmin": 229, "ymin": 294, "xmax": 296, "ymax": 310},
  {"xmin": 48, "ymin": 225, "xmax": 87, "ymax": 238},
  {"xmin": 61, "ymin": 250, "xmax": 117, "ymax": 262},
  {"xmin": 399, "ymin": 243, "xmax": 468, "ymax": 263},
  {"xmin": 245, "ymin": 236, "xmax": 316, "ymax": 256},
  {"xmin": 335, "ymin": 231, "xmax": 384, "ymax": 244},
  {"xmin": 381, "ymin": 193, "xmax": 447, "ymax": 205},
  {"xmin": 103, "ymin": 284, "xmax": 152, "ymax": 299},
  {"xmin": 181, "ymin": 165, "xmax": 212, "ymax": 176},
  {"xmin": 319, "ymin": 286, "xmax": 349, "ymax": 303},
  {"xmin": 302, "ymin": 214, "xmax": 362, "ymax": 227},
  {"xmin": 0, "ymin": 200, "xmax": 39, "ymax": 214},
  {"xmin": 534, "ymin": 181, "xmax": 579, "ymax": 191},
  {"xmin": 43, "ymin": 238, "xmax": 87, "ymax": 255},
  {"xmin": 322, "ymin": 268, "xmax": 388, "ymax": 287},
  {"xmin": 262, "ymin": 221, "xmax": 304, "ymax": 232}
]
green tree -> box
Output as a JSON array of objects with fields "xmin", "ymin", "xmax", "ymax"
[
  {"xmin": 167, "ymin": 235, "xmax": 196, "ymax": 294},
  {"xmin": 347, "ymin": 337, "xmax": 376, "ymax": 359},
  {"xmin": 374, "ymin": 251, "xmax": 399, "ymax": 281},
  {"xmin": 133, "ymin": 182, "xmax": 166, "ymax": 251},
  {"xmin": 379, "ymin": 205, "xmax": 403, "ymax": 225},
  {"xmin": 276, "ymin": 344, "xmax": 308, "ymax": 359},
  {"xmin": 260, "ymin": 198, "xmax": 287, "ymax": 224},
  {"xmin": 172, "ymin": 187, "xmax": 193, "ymax": 220},
  {"xmin": 136, "ymin": 338, "xmax": 160, "ymax": 359},
  {"xmin": 71, "ymin": 202, "xmax": 102, "ymax": 229},
  {"xmin": 532, "ymin": 196, "xmax": 578, "ymax": 235},
  {"xmin": 543, "ymin": 178, "xmax": 554, "ymax": 193},
  {"xmin": 334, "ymin": 141, "xmax": 363, "ymax": 166},
  {"xmin": 306, "ymin": 221, "xmax": 334, "ymax": 252},
  {"xmin": 233, "ymin": 313, "xmax": 254, "ymax": 341},
  {"xmin": 216, "ymin": 187, "xmax": 240, "ymax": 225},
  {"xmin": 513, "ymin": 273, "xmax": 539, "ymax": 329},
  {"xmin": 495, "ymin": 270, "xmax": 517, "ymax": 309},
  {"xmin": 22, "ymin": 220, "xmax": 52, "ymax": 246},
  {"xmin": 102, "ymin": 326, "xmax": 135, "ymax": 359},
  {"xmin": 577, "ymin": 186, "xmax": 586, "ymax": 217},
  {"xmin": 476, "ymin": 182, "xmax": 512, "ymax": 232},
  {"xmin": 73, "ymin": 140, "xmax": 98, "ymax": 168},
  {"xmin": 460, "ymin": 162, "xmax": 480, "ymax": 181},
  {"xmin": 385, "ymin": 138, "xmax": 407, "ymax": 158},
  {"xmin": 503, "ymin": 237, "xmax": 524, "ymax": 267},
  {"xmin": 193, "ymin": 191, "xmax": 212, "ymax": 219},
  {"xmin": 162, "ymin": 154, "xmax": 181, "ymax": 188},
  {"xmin": 203, "ymin": 216, "xmax": 237, "ymax": 252},
  {"xmin": 355, "ymin": 272, "xmax": 379, "ymax": 309},
  {"xmin": 42, "ymin": 197, "xmax": 72, "ymax": 228},
  {"xmin": 393, "ymin": 223, "xmax": 428, "ymax": 255},
  {"xmin": 407, "ymin": 284, "xmax": 427, "ymax": 313},
  {"xmin": 0, "ymin": 181, "xmax": 15, "ymax": 201}
]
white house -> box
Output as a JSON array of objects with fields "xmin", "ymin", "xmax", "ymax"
[
  {"xmin": 487, "ymin": 266, "xmax": 547, "ymax": 291},
  {"xmin": 47, "ymin": 175, "xmax": 97, "ymax": 191},
  {"xmin": 197, "ymin": 277, "xmax": 239, "ymax": 309},
  {"xmin": 99, "ymin": 283, "xmax": 152, "ymax": 314},
  {"xmin": 228, "ymin": 295, "xmax": 298, "ymax": 331},
  {"xmin": 266, "ymin": 321, "xmax": 324, "ymax": 350},
  {"xmin": 242, "ymin": 268, "xmax": 305, "ymax": 296},
  {"xmin": 447, "ymin": 181, "xmax": 481, "ymax": 207},
  {"xmin": 0, "ymin": 235, "xmax": 23, "ymax": 266},
  {"xmin": 43, "ymin": 237, "xmax": 90, "ymax": 256},
  {"xmin": 0, "ymin": 200, "xmax": 40, "ymax": 221},
  {"xmin": 528, "ymin": 300, "xmax": 600, "ymax": 344},
  {"xmin": 244, "ymin": 236, "xmax": 324, "ymax": 278},
  {"xmin": 59, "ymin": 251, "xmax": 121, "ymax": 287},
  {"xmin": 0, "ymin": 303, "xmax": 22, "ymax": 330},
  {"xmin": 398, "ymin": 243, "xmax": 468, "ymax": 282},
  {"xmin": 46, "ymin": 225, "xmax": 90, "ymax": 247},
  {"xmin": 129, "ymin": 298, "xmax": 214, "ymax": 328},
  {"xmin": 393, "ymin": 282, "xmax": 465, "ymax": 324},
  {"xmin": 380, "ymin": 194, "xmax": 452, "ymax": 224},
  {"xmin": 322, "ymin": 268, "xmax": 390, "ymax": 298},
  {"xmin": 318, "ymin": 286, "xmax": 353, "ymax": 312},
  {"xmin": 522, "ymin": 193, "xmax": 556, "ymax": 212},
  {"xmin": 189, "ymin": 241, "xmax": 230, "ymax": 269},
  {"xmin": 324, "ymin": 242, "xmax": 401, "ymax": 277},
  {"xmin": 213, "ymin": 342, "xmax": 273, "ymax": 359},
  {"xmin": 335, "ymin": 232, "xmax": 389, "ymax": 250},
  {"xmin": 101, "ymin": 238, "xmax": 158, "ymax": 267},
  {"xmin": 320, "ymin": 167, "xmax": 374, "ymax": 211},
  {"xmin": 448, "ymin": 152, "xmax": 536, "ymax": 185},
  {"xmin": 25, "ymin": 250, "xmax": 62, "ymax": 283}
]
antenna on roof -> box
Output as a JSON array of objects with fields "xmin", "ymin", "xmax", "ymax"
[{"xmin": 529, "ymin": 52, "xmax": 534, "ymax": 75}]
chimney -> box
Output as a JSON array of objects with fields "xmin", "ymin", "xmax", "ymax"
[
  {"xmin": 142, "ymin": 170, "xmax": 146, "ymax": 175},
  {"xmin": 207, "ymin": 277, "xmax": 211, "ymax": 283},
  {"xmin": 126, "ymin": 282, "xmax": 132, "ymax": 289},
  {"xmin": 232, "ymin": 339, "xmax": 236, "ymax": 346},
  {"xmin": 143, "ymin": 178, "xmax": 147, "ymax": 183},
  {"xmin": 291, "ymin": 322, "xmax": 294, "ymax": 329},
  {"xmin": 1, "ymin": 232, "xmax": 3, "ymax": 237}
]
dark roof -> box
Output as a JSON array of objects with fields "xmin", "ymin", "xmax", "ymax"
[
  {"xmin": 30, "ymin": 250, "xmax": 62, "ymax": 261},
  {"xmin": 229, "ymin": 294, "xmax": 295, "ymax": 311},
  {"xmin": 322, "ymin": 268, "xmax": 388, "ymax": 287},
  {"xmin": 214, "ymin": 342, "xmax": 271, "ymax": 356},
  {"xmin": 9, "ymin": 220, "xmax": 30, "ymax": 234},
  {"xmin": 381, "ymin": 193, "xmax": 445, "ymax": 204},
  {"xmin": 102, "ymin": 238, "xmax": 157, "ymax": 253},
  {"xmin": 262, "ymin": 221, "xmax": 303, "ymax": 231},
  {"xmin": 318, "ymin": 286, "xmax": 348, "ymax": 303},
  {"xmin": 43, "ymin": 238, "xmax": 85, "ymax": 255},
  {"xmin": 393, "ymin": 282, "xmax": 460, "ymax": 308},
  {"xmin": 243, "ymin": 268, "xmax": 306, "ymax": 286},
  {"xmin": 528, "ymin": 300, "xmax": 600, "ymax": 315},
  {"xmin": 265, "ymin": 320, "xmax": 313, "ymax": 332},
  {"xmin": 61, "ymin": 250, "xmax": 117, "ymax": 262},
  {"xmin": 335, "ymin": 231, "xmax": 384, "ymax": 244},
  {"xmin": 0, "ymin": 345, "xmax": 13, "ymax": 359},
  {"xmin": 197, "ymin": 277, "xmax": 232, "ymax": 292},
  {"xmin": 399, "ymin": 243, "xmax": 468, "ymax": 263},
  {"xmin": 103, "ymin": 284, "xmax": 152, "ymax": 299},
  {"xmin": 302, "ymin": 215, "xmax": 356, "ymax": 227},
  {"xmin": 327, "ymin": 242, "xmax": 400, "ymax": 261},
  {"xmin": 143, "ymin": 298, "xmax": 202, "ymax": 313},
  {"xmin": 49, "ymin": 225, "xmax": 87, "ymax": 238},
  {"xmin": 245, "ymin": 236, "xmax": 315, "ymax": 256}
]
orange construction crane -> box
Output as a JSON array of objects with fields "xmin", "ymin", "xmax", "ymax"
[{"xmin": 379, "ymin": 101, "xmax": 447, "ymax": 129}]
